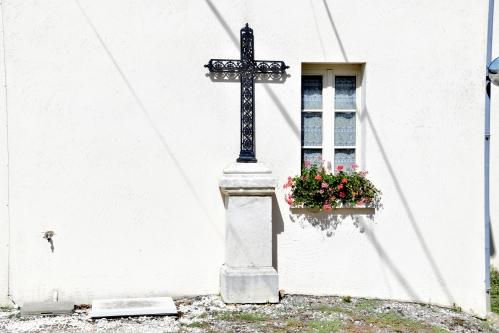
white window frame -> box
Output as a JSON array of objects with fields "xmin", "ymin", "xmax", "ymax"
[{"xmin": 301, "ymin": 65, "xmax": 362, "ymax": 168}]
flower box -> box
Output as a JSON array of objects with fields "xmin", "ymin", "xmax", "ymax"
[{"xmin": 284, "ymin": 163, "xmax": 381, "ymax": 213}]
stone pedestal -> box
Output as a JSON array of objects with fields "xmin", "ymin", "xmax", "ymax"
[{"xmin": 219, "ymin": 162, "xmax": 279, "ymax": 303}]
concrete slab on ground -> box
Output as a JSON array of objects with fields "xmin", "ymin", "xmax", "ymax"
[
  {"xmin": 90, "ymin": 297, "xmax": 177, "ymax": 318},
  {"xmin": 20, "ymin": 301, "xmax": 74, "ymax": 316}
]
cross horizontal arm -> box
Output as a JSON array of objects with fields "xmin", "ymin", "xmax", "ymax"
[
  {"xmin": 205, "ymin": 59, "xmax": 289, "ymax": 73},
  {"xmin": 254, "ymin": 60, "xmax": 289, "ymax": 73},
  {"xmin": 205, "ymin": 59, "xmax": 242, "ymax": 73}
]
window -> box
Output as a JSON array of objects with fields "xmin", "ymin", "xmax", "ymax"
[{"xmin": 301, "ymin": 65, "xmax": 361, "ymax": 169}]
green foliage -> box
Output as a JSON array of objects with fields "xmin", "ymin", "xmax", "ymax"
[
  {"xmin": 284, "ymin": 163, "xmax": 381, "ymax": 209},
  {"xmin": 491, "ymin": 267, "xmax": 499, "ymax": 313}
]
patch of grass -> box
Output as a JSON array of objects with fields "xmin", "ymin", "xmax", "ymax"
[
  {"xmin": 366, "ymin": 312, "xmax": 426, "ymax": 331},
  {"xmin": 187, "ymin": 321, "xmax": 210, "ymax": 329},
  {"xmin": 306, "ymin": 319, "xmax": 343, "ymax": 332},
  {"xmin": 354, "ymin": 299, "xmax": 380, "ymax": 312},
  {"xmin": 491, "ymin": 267, "xmax": 499, "ymax": 313},
  {"xmin": 314, "ymin": 304, "xmax": 351, "ymax": 315},
  {"xmin": 286, "ymin": 318, "xmax": 306, "ymax": 328},
  {"xmin": 431, "ymin": 326, "xmax": 451, "ymax": 333},
  {"xmin": 215, "ymin": 311, "xmax": 269, "ymax": 323}
]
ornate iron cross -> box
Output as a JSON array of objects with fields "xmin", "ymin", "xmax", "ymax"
[{"xmin": 205, "ymin": 24, "xmax": 289, "ymax": 163}]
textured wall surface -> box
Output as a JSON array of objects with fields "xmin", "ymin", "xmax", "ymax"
[{"xmin": 0, "ymin": 0, "xmax": 491, "ymax": 316}]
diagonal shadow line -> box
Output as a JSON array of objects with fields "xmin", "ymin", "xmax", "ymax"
[
  {"xmin": 363, "ymin": 109, "xmax": 455, "ymax": 304},
  {"xmin": 204, "ymin": 0, "xmax": 300, "ymax": 140},
  {"xmin": 204, "ymin": 0, "xmax": 239, "ymax": 47},
  {"xmin": 358, "ymin": 217, "xmax": 419, "ymax": 299},
  {"xmin": 74, "ymin": 0, "xmax": 223, "ymax": 239},
  {"xmin": 322, "ymin": 0, "xmax": 349, "ymax": 62},
  {"xmin": 309, "ymin": 0, "xmax": 327, "ymax": 59},
  {"xmin": 263, "ymin": 85, "xmax": 300, "ymax": 139}
]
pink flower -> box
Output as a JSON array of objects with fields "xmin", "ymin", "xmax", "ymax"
[
  {"xmin": 315, "ymin": 175, "xmax": 322, "ymax": 181},
  {"xmin": 351, "ymin": 163, "xmax": 358, "ymax": 170},
  {"xmin": 304, "ymin": 160, "xmax": 311, "ymax": 168},
  {"xmin": 319, "ymin": 189, "xmax": 324, "ymax": 194},
  {"xmin": 341, "ymin": 178, "xmax": 348, "ymax": 184},
  {"xmin": 283, "ymin": 176, "xmax": 293, "ymax": 189},
  {"xmin": 359, "ymin": 170, "xmax": 368, "ymax": 177},
  {"xmin": 321, "ymin": 182, "xmax": 328, "ymax": 188},
  {"xmin": 339, "ymin": 192, "xmax": 346, "ymax": 198},
  {"xmin": 285, "ymin": 193, "xmax": 294, "ymax": 205},
  {"xmin": 337, "ymin": 184, "xmax": 344, "ymax": 190},
  {"xmin": 323, "ymin": 204, "xmax": 332, "ymax": 211},
  {"xmin": 336, "ymin": 165, "xmax": 344, "ymax": 171}
]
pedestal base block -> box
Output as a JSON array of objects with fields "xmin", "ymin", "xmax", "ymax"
[{"xmin": 220, "ymin": 265, "xmax": 279, "ymax": 304}]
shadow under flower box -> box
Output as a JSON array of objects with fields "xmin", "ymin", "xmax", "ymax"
[{"xmin": 290, "ymin": 205, "xmax": 375, "ymax": 215}]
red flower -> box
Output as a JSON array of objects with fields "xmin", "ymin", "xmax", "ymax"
[
  {"xmin": 341, "ymin": 178, "xmax": 348, "ymax": 184},
  {"xmin": 339, "ymin": 192, "xmax": 346, "ymax": 198},
  {"xmin": 336, "ymin": 165, "xmax": 344, "ymax": 171},
  {"xmin": 315, "ymin": 175, "xmax": 322, "ymax": 181},
  {"xmin": 337, "ymin": 184, "xmax": 344, "ymax": 190},
  {"xmin": 323, "ymin": 204, "xmax": 332, "ymax": 210}
]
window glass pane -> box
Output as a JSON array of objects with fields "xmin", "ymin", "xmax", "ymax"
[
  {"xmin": 302, "ymin": 112, "xmax": 322, "ymax": 146},
  {"xmin": 302, "ymin": 149, "xmax": 322, "ymax": 167},
  {"xmin": 302, "ymin": 76, "xmax": 323, "ymax": 109},
  {"xmin": 335, "ymin": 76, "xmax": 356, "ymax": 109},
  {"xmin": 334, "ymin": 149, "xmax": 355, "ymax": 169},
  {"xmin": 334, "ymin": 112, "xmax": 356, "ymax": 146}
]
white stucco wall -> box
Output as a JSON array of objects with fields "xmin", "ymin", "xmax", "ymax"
[
  {"xmin": 0, "ymin": 2, "xmax": 9, "ymax": 307},
  {"xmin": 0, "ymin": 0, "xmax": 490, "ymax": 316}
]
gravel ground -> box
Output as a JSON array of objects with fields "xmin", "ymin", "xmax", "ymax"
[{"xmin": 0, "ymin": 295, "xmax": 497, "ymax": 332}]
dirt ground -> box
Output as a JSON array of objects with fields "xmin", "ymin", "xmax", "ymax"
[{"xmin": 1, "ymin": 295, "xmax": 497, "ymax": 332}]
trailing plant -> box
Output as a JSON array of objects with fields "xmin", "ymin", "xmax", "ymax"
[{"xmin": 284, "ymin": 162, "xmax": 381, "ymax": 210}]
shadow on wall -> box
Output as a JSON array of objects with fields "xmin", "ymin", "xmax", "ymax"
[
  {"xmin": 361, "ymin": 106, "xmax": 455, "ymax": 305},
  {"xmin": 272, "ymin": 195, "xmax": 285, "ymax": 271},
  {"xmin": 73, "ymin": 0, "xmax": 223, "ymax": 239},
  {"xmin": 492, "ymin": 222, "xmax": 496, "ymax": 258},
  {"xmin": 289, "ymin": 212, "xmax": 370, "ymax": 237}
]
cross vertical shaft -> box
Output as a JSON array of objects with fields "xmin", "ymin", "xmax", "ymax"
[
  {"xmin": 238, "ymin": 24, "xmax": 256, "ymax": 162},
  {"xmin": 205, "ymin": 24, "xmax": 288, "ymax": 163}
]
